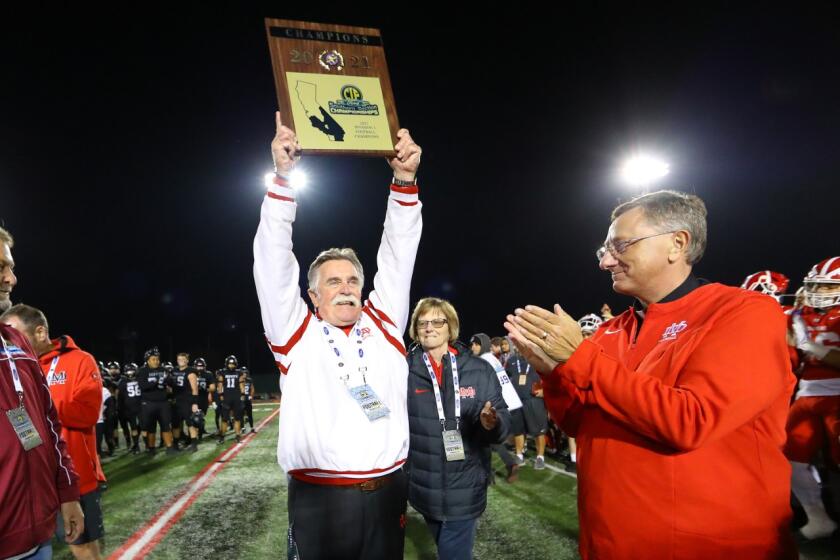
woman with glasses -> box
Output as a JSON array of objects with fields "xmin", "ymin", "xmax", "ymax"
[{"xmin": 406, "ymin": 297, "xmax": 511, "ymax": 560}]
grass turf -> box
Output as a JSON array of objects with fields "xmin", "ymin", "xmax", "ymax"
[{"xmin": 51, "ymin": 406, "xmax": 838, "ymax": 559}]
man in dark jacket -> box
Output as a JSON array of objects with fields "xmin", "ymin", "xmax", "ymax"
[
  {"xmin": 471, "ymin": 332, "xmax": 522, "ymax": 482},
  {"xmin": 407, "ymin": 298, "xmax": 511, "ymax": 560}
]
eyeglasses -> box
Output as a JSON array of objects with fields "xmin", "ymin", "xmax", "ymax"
[
  {"xmin": 417, "ymin": 318, "xmax": 448, "ymax": 329},
  {"xmin": 595, "ymin": 231, "xmax": 678, "ymax": 261}
]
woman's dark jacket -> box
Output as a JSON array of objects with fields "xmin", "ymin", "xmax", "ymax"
[{"xmin": 406, "ymin": 340, "xmax": 511, "ymax": 521}]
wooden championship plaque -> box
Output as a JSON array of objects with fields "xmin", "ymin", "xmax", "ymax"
[{"xmin": 265, "ymin": 18, "xmax": 400, "ymax": 157}]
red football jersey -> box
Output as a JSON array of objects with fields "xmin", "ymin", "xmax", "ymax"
[{"xmin": 797, "ymin": 306, "xmax": 840, "ymax": 380}]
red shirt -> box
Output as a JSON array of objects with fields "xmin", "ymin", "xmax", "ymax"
[
  {"xmin": 543, "ymin": 284, "xmax": 797, "ymax": 559},
  {"xmin": 427, "ymin": 346, "xmax": 459, "ymax": 387},
  {"xmin": 40, "ymin": 335, "xmax": 105, "ymax": 495}
]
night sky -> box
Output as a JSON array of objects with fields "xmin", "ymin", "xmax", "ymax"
[{"xmin": 2, "ymin": 6, "xmax": 838, "ymax": 378}]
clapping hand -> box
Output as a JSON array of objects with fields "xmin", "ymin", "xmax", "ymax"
[{"xmin": 505, "ymin": 304, "xmax": 584, "ymax": 373}]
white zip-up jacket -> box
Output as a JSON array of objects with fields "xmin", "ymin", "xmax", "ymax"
[{"xmin": 254, "ymin": 175, "xmax": 422, "ymax": 482}]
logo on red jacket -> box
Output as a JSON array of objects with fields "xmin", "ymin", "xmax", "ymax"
[
  {"xmin": 660, "ymin": 321, "xmax": 688, "ymax": 342},
  {"xmin": 459, "ymin": 386, "xmax": 476, "ymax": 398},
  {"xmin": 48, "ymin": 371, "xmax": 67, "ymax": 385}
]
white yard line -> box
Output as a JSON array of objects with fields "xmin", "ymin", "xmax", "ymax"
[{"xmin": 109, "ymin": 407, "xmax": 280, "ymax": 560}]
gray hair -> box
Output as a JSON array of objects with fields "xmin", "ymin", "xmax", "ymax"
[
  {"xmin": 0, "ymin": 303, "xmax": 49, "ymax": 336},
  {"xmin": 307, "ymin": 248, "xmax": 365, "ymax": 292},
  {"xmin": 0, "ymin": 226, "xmax": 13, "ymax": 248},
  {"xmin": 611, "ymin": 190, "xmax": 707, "ymax": 265}
]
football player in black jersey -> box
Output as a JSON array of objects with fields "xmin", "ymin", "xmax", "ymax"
[
  {"xmin": 119, "ymin": 363, "xmax": 142, "ymax": 454},
  {"xmin": 171, "ymin": 353, "xmax": 200, "ymax": 452},
  {"xmin": 162, "ymin": 361, "xmax": 176, "ymax": 449},
  {"xmin": 107, "ymin": 361, "xmax": 122, "ymax": 448},
  {"xmin": 211, "ymin": 368, "xmax": 222, "ymax": 436},
  {"xmin": 194, "ymin": 357, "xmax": 213, "ymax": 440},
  {"xmin": 138, "ymin": 347, "xmax": 178, "ymax": 455},
  {"xmin": 217, "ymin": 355, "xmax": 245, "ymax": 444},
  {"xmin": 240, "ymin": 366, "xmax": 256, "ymax": 434}
]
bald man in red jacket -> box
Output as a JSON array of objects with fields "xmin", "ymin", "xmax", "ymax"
[{"xmin": 507, "ymin": 191, "xmax": 797, "ymax": 559}]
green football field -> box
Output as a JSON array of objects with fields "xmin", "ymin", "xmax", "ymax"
[{"xmin": 50, "ymin": 404, "xmax": 837, "ymax": 559}]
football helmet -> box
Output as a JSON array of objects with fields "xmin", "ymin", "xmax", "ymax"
[
  {"xmin": 740, "ymin": 270, "xmax": 790, "ymax": 300},
  {"xmin": 189, "ymin": 409, "xmax": 206, "ymax": 431},
  {"xmin": 803, "ymin": 257, "xmax": 840, "ymax": 309},
  {"xmin": 578, "ymin": 313, "xmax": 603, "ymax": 336},
  {"xmin": 225, "ymin": 355, "xmax": 238, "ymax": 368},
  {"xmin": 194, "ymin": 357, "xmax": 207, "ymax": 369}
]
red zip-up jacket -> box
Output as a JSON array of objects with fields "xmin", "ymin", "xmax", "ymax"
[
  {"xmin": 40, "ymin": 335, "xmax": 105, "ymax": 495},
  {"xmin": 0, "ymin": 324, "xmax": 79, "ymax": 559},
  {"xmin": 543, "ymin": 283, "xmax": 797, "ymax": 559}
]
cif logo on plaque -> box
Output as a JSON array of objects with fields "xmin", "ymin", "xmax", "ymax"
[{"xmin": 330, "ymin": 85, "xmax": 380, "ymax": 116}]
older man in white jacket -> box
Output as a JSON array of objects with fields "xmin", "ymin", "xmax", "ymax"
[{"xmin": 254, "ymin": 112, "xmax": 422, "ymax": 559}]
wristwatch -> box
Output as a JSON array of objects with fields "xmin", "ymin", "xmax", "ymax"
[{"xmin": 391, "ymin": 177, "xmax": 417, "ymax": 186}]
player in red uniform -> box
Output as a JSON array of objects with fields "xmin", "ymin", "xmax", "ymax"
[
  {"xmin": 740, "ymin": 270, "xmax": 800, "ymax": 368},
  {"xmin": 785, "ymin": 256, "xmax": 840, "ymax": 539},
  {"xmin": 740, "ymin": 270, "xmax": 790, "ymax": 301}
]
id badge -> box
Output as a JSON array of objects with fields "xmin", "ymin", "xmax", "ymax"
[
  {"xmin": 442, "ymin": 429, "xmax": 465, "ymax": 461},
  {"xmin": 518, "ymin": 374, "xmax": 527, "ymax": 386},
  {"xmin": 349, "ymin": 384, "xmax": 390, "ymax": 421},
  {"xmin": 6, "ymin": 405, "xmax": 44, "ymax": 451}
]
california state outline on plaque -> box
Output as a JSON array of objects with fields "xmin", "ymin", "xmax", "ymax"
[{"xmin": 294, "ymin": 81, "xmax": 346, "ymax": 142}]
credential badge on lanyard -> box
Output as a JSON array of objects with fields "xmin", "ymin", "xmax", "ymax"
[
  {"xmin": 2, "ymin": 336, "xmax": 44, "ymax": 451},
  {"xmin": 322, "ymin": 322, "xmax": 390, "ymax": 421},
  {"xmin": 516, "ymin": 357, "xmax": 530, "ymax": 386},
  {"xmin": 422, "ymin": 352, "xmax": 465, "ymax": 461}
]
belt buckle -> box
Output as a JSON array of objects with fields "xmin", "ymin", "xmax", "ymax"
[{"xmin": 359, "ymin": 479, "xmax": 380, "ymax": 492}]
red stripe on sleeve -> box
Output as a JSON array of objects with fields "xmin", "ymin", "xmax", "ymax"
[
  {"xmin": 395, "ymin": 200, "xmax": 418, "ymax": 207},
  {"xmin": 267, "ymin": 192, "xmax": 295, "ymax": 203},
  {"xmin": 268, "ymin": 311, "xmax": 312, "ymax": 355},
  {"xmin": 365, "ymin": 301, "xmax": 397, "ymax": 329},
  {"xmin": 390, "ymin": 184, "xmax": 419, "ymax": 194},
  {"xmin": 363, "ymin": 308, "xmax": 406, "ymax": 356}
]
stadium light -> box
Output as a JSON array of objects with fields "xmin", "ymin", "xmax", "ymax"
[
  {"xmin": 619, "ymin": 154, "xmax": 669, "ymax": 192},
  {"xmin": 289, "ymin": 169, "xmax": 308, "ymax": 191},
  {"xmin": 264, "ymin": 169, "xmax": 308, "ymax": 191}
]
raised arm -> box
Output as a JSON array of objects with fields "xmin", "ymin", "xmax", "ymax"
[
  {"xmin": 253, "ymin": 112, "xmax": 311, "ymax": 375},
  {"xmin": 365, "ymin": 130, "xmax": 423, "ymax": 334}
]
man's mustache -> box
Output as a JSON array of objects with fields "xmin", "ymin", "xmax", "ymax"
[{"xmin": 331, "ymin": 295, "xmax": 361, "ymax": 307}]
